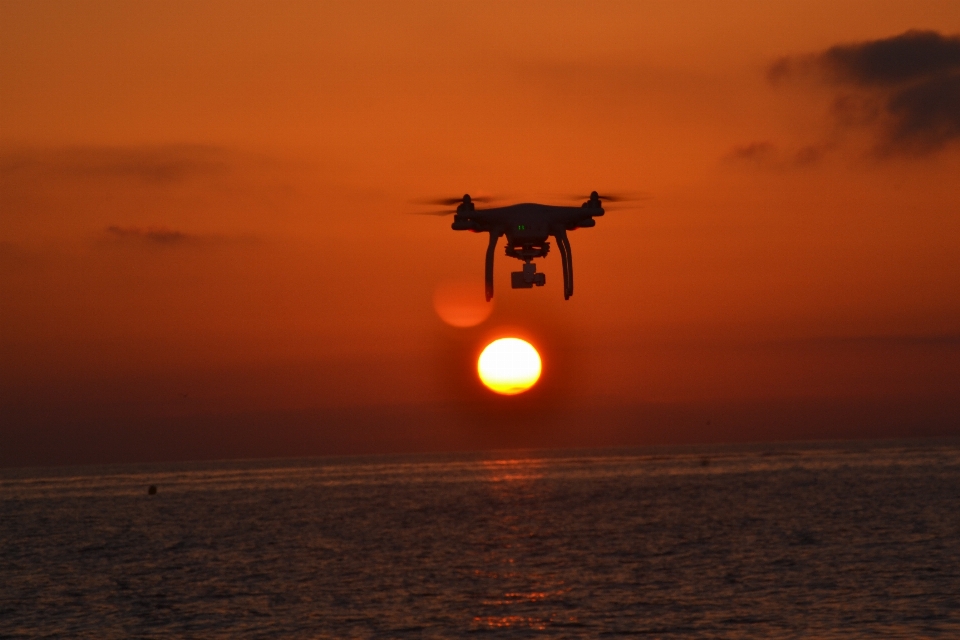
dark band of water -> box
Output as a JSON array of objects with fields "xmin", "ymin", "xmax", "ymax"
[{"xmin": 3, "ymin": 440, "xmax": 959, "ymax": 637}]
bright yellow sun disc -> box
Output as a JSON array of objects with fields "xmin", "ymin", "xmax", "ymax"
[{"xmin": 477, "ymin": 338, "xmax": 542, "ymax": 395}]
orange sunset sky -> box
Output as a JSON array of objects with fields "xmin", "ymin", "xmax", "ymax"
[{"xmin": 2, "ymin": 1, "xmax": 959, "ymax": 466}]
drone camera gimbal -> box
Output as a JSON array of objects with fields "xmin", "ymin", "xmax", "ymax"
[{"xmin": 511, "ymin": 262, "xmax": 546, "ymax": 289}]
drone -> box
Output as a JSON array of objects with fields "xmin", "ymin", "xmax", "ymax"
[{"xmin": 420, "ymin": 191, "xmax": 628, "ymax": 301}]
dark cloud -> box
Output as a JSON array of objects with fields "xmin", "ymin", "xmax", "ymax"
[
  {"xmin": 771, "ymin": 30, "xmax": 960, "ymax": 155},
  {"xmin": 885, "ymin": 72, "xmax": 960, "ymax": 151},
  {"xmin": 0, "ymin": 145, "xmax": 230, "ymax": 183},
  {"xmin": 820, "ymin": 30, "xmax": 960, "ymax": 87},
  {"xmin": 106, "ymin": 225, "xmax": 189, "ymax": 245}
]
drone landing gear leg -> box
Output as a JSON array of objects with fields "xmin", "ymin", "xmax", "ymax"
[
  {"xmin": 485, "ymin": 231, "xmax": 501, "ymax": 301},
  {"xmin": 557, "ymin": 235, "xmax": 570, "ymax": 300},
  {"xmin": 555, "ymin": 231, "xmax": 573, "ymax": 299},
  {"xmin": 563, "ymin": 234, "xmax": 573, "ymax": 298}
]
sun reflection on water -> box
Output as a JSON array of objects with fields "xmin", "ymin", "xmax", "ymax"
[
  {"xmin": 472, "ymin": 614, "xmax": 550, "ymax": 631},
  {"xmin": 470, "ymin": 457, "xmax": 575, "ymax": 630},
  {"xmin": 480, "ymin": 458, "xmax": 546, "ymax": 483}
]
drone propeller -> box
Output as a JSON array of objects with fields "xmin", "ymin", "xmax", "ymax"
[
  {"xmin": 405, "ymin": 208, "xmax": 458, "ymax": 216},
  {"xmin": 565, "ymin": 191, "xmax": 650, "ymax": 203},
  {"xmin": 411, "ymin": 194, "xmax": 497, "ymax": 207}
]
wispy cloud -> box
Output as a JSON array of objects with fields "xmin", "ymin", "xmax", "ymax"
[
  {"xmin": 725, "ymin": 141, "xmax": 826, "ymax": 168},
  {"xmin": 770, "ymin": 30, "xmax": 960, "ymax": 155},
  {"xmin": 101, "ymin": 225, "xmax": 260, "ymax": 249},
  {"xmin": 729, "ymin": 141, "xmax": 777, "ymax": 162},
  {"xmin": 1, "ymin": 145, "xmax": 231, "ymax": 184},
  {"xmin": 105, "ymin": 225, "xmax": 190, "ymax": 245}
]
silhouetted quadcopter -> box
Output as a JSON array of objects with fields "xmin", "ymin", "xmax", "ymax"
[{"xmin": 417, "ymin": 191, "xmax": 635, "ymax": 301}]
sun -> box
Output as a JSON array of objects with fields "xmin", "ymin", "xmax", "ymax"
[{"xmin": 477, "ymin": 338, "xmax": 542, "ymax": 395}]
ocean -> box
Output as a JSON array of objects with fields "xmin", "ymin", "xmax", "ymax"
[{"xmin": 2, "ymin": 440, "xmax": 959, "ymax": 638}]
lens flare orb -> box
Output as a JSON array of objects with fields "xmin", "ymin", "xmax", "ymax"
[
  {"xmin": 433, "ymin": 279, "xmax": 492, "ymax": 328},
  {"xmin": 477, "ymin": 338, "xmax": 542, "ymax": 395}
]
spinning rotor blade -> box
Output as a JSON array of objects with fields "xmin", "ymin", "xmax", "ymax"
[
  {"xmin": 405, "ymin": 208, "xmax": 457, "ymax": 216},
  {"xmin": 599, "ymin": 201, "xmax": 645, "ymax": 211},
  {"xmin": 410, "ymin": 194, "xmax": 498, "ymax": 206},
  {"xmin": 565, "ymin": 191, "xmax": 650, "ymax": 203},
  {"xmin": 414, "ymin": 196, "xmax": 467, "ymax": 206}
]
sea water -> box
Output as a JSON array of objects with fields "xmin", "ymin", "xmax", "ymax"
[{"xmin": 2, "ymin": 441, "xmax": 959, "ymax": 638}]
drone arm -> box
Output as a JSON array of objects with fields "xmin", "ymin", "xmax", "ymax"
[{"xmin": 484, "ymin": 231, "xmax": 501, "ymax": 301}]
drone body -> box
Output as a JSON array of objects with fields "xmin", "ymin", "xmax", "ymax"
[{"xmin": 448, "ymin": 192, "xmax": 606, "ymax": 301}]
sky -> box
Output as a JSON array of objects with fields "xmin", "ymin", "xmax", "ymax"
[{"xmin": 2, "ymin": 1, "xmax": 960, "ymax": 466}]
